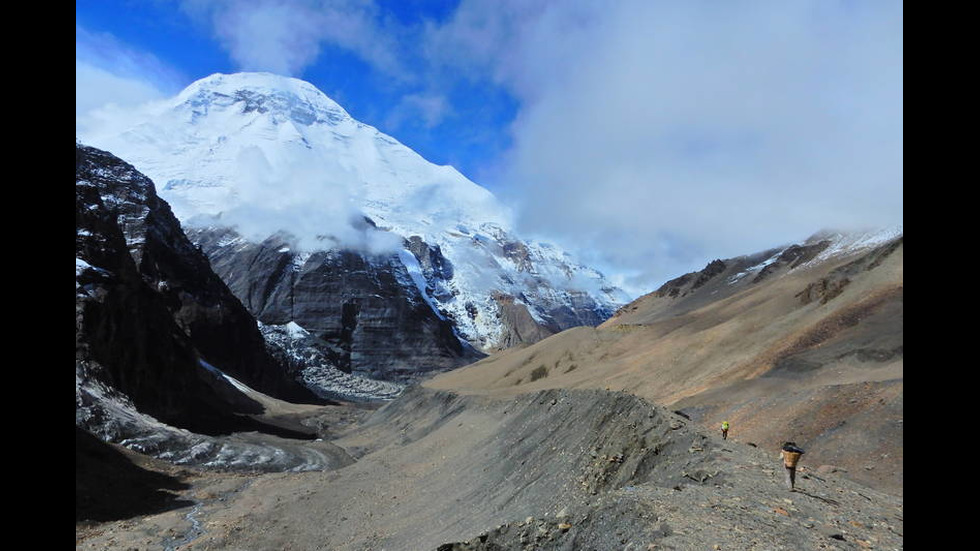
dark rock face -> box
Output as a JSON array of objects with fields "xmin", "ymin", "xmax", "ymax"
[
  {"xmin": 502, "ymin": 240, "xmax": 534, "ymax": 273},
  {"xmin": 796, "ymin": 237, "xmax": 903, "ymax": 305},
  {"xmin": 752, "ymin": 240, "xmax": 831, "ymax": 283},
  {"xmin": 259, "ymin": 323, "xmax": 403, "ymax": 401},
  {"xmin": 190, "ymin": 223, "xmax": 621, "ymax": 369},
  {"xmin": 189, "ymin": 227, "xmax": 484, "ymax": 382},
  {"xmin": 406, "ymin": 235, "xmax": 454, "ymax": 284},
  {"xmin": 76, "ymin": 143, "xmax": 322, "ymax": 438},
  {"xmin": 538, "ymin": 289, "xmax": 614, "ymax": 330},
  {"xmin": 654, "ymin": 258, "xmax": 728, "ymax": 299}
]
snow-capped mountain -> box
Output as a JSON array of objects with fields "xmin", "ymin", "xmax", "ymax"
[
  {"xmin": 81, "ymin": 72, "xmax": 509, "ymax": 239},
  {"xmin": 80, "ymin": 72, "xmax": 628, "ymax": 378}
]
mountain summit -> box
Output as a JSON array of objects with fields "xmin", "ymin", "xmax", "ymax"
[
  {"xmin": 80, "ymin": 72, "xmax": 628, "ymax": 381},
  {"xmin": 83, "ymin": 72, "xmax": 507, "ymax": 237}
]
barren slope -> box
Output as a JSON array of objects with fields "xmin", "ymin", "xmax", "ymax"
[
  {"xmin": 427, "ymin": 237, "xmax": 903, "ymax": 494},
  {"xmin": 76, "ymin": 233, "xmax": 903, "ymax": 550},
  {"xmin": 77, "ymin": 387, "xmax": 903, "ymax": 550}
]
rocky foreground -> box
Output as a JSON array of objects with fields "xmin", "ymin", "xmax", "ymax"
[{"xmin": 76, "ymin": 387, "xmax": 902, "ymax": 550}]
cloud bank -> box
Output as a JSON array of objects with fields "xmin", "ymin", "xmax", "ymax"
[
  {"xmin": 203, "ymin": 145, "xmax": 405, "ymax": 256},
  {"xmin": 75, "ymin": 25, "xmax": 186, "ymax": 134},
  {"xmin": 422, "ymin": 0, "xmax": 904, "ymax": 292},
  {"xmin": 77, "ymin": 0, "xmax": 903, "ymax": 295}
]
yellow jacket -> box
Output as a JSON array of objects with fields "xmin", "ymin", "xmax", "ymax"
[{"xmin": 781, "ymin": 450, "xmax": 802, "ymax": 468}]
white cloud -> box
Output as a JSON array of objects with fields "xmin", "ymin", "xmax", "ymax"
[
  {"xmin": 180, "ymin": 0, "xmax": 406, "ymax": 78},
  {"xmin": 423, "ymin": 0, "xmax": 903, "ymax": 293},
  {"xmin": 206, "ymin": 144, "xmax": 404, "ymax": 255},
  {"xmin": 75, "ymin": 1, "xmax": 903, "ymax": 297},
  {"xmin": 76, "ymin": 60, "xmax": 166, "ymax": 117},
  {"xmin": 387, "ymin": 92, "xmax": 452, "ymax": 130},
  {"xmin": 75, "ymin": 25, "xmax": 186, "ymax": 135}
]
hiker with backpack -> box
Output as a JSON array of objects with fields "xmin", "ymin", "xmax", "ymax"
[{"xmin": 780, "ymin": 442, "xmax": 805, "ymax": 491}]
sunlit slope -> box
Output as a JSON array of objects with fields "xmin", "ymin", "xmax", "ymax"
[{"xmin": 428, "ymin": 234, "xmax": 903, "ymax": 493}]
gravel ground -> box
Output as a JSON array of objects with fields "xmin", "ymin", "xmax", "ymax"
[{"xmin": 76, "ymin": 387, "xmax": 902, "ymax": 551}]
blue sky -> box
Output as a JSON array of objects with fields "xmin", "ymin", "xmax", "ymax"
[{"xmin": 76, "ymin": 0, "xmax": 903, "ymax": 294}]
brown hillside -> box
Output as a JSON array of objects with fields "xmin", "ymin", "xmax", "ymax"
[{"xmin": 427, "ymin": 237, "xmax": 903, "ymax": 495}]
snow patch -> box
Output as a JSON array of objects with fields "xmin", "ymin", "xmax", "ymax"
[
  {"xmin": 398, "ymin": 249, "xmax": 445, "ymax": 320},
  {"xmin": 283, "ymin": 321, "xmax": 308, "ymax": 340},
  {"xmin": 805, "ymin": 226, "xmax": 903, "ymax": 267},
  {"xmin": 259, "ymin": 322, "xmax": 403, "ymax": 402},
  {"xmin": 76, "ymin": 257, "xmax": 94, "ymax": 275},
  {"xmin": 727, "ymin": 252, "xmax": 782, "ymax": 283},
  {"xmin": 198, "ymin": 359, "xmax": 255, "ymax": 395}
]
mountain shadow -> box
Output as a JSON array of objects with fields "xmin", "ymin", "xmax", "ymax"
[{"xmin": 76, "ymin": 427, "xmax": 193, "ymax": 522}]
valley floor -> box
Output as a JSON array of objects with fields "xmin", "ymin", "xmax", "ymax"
[{"xmin": 76, "ymin": 387, "xmax": 903, "ymax": 551}]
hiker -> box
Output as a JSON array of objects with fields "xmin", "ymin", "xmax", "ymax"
[
  {"xmin": 780, "ymin": 442, "xmax": 805, "ymax": 491},
  {"xmin": 721, "ymin": 421, "xmax": 730, "ymax": 440}
]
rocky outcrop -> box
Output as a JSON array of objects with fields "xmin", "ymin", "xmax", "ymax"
[
  {"xmin": 654, "ymin": 258, "xmax": 729, "ymax": 299},
  {"xmin": 189, "ymin": 227, "xmax": 484, "ymax": 382},
  {"xmin": 76, "ymin": 143, "xmax": 324, "ymax": 440},
  {"xmin": 751, "ymin": 240, "xmax": 831, "ymax": 283},
  {"xmin": 796, "ymin": 237, "xmax": 903, "ymax": 305},
  {"xmin": 259, "ymin": 322, "xmax": 404, "ymax": 401},
  {"xmin": 406, "ymin": 235, "xmax": 454, "ymax": 287},
  {"xmin": 78, "ymin": 146, "xmax": 248, "ymax": 437},
  {"xmin": 491, "ymin": 292, "xmax": 557, "ymax": 350}
]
